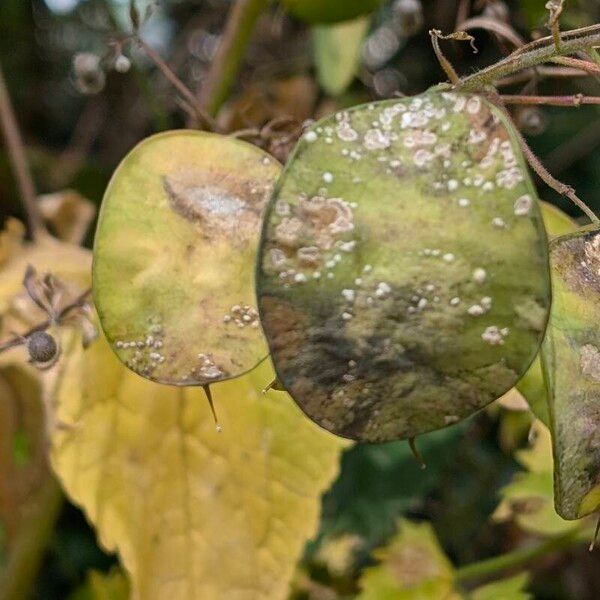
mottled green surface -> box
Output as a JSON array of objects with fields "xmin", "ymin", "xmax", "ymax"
[
  {"xmin": 542, "ymin": 226, "xmax": 600, "ymax": 519},
  {"xmin": 257, "ymin": 92, "xmax": 551, "ymax": 442},
  {"xmin": 516, "ymin": 201, "xmax": 578, "ymax": 426},
  {"xmin": 93, "ymin": 131, "xmax": 281, "ymax": 385}
]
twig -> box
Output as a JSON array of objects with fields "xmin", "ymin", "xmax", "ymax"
[
  {"xmin": 496, "ymin": 65, "xmax": 593, "ymax": 87},
  {"xmin": 200, "ymin": 0, "xmax": 269, "ymax": 117},
  {"xmin": 457, "ymin": 16, "xmax": 526, "ymax": 49},
  {"xmin": 588, "ymin": 47, "xmax": 600, "ymax": 68},
  {"xmin": 550, "ymin": 55, "xmax": 600, "ymax": 75},
  {"xmin": 454, "ymin": 0, "xmax": 471, "ymax": 31},
  {"xmin": 454, "ymin": 530, "xmax": 583, "ymax": 584},
  {"xmin": 484, "ymin": 91, "xmax": 599, "ymax": 222},
  {"xmin": 546, "ymin": 0, "xmax": 565, "ymax": 52},
  {"xmin": 460, "ymin": 24, "xmax": 600, "ymax": 91},
  {"xmin": 501, "ymin": 94, "xmax": 600, "ymax": 106},
  {"xmin": 0, "ymin": 288, "xmax": 92, "ymax": 354},
  {"xmin": 506, "ymin": 108, "xmax": 599, "ymax": 223},
  {"xmin": 519, "ymin": 133, "xmax": 598, "ymax": 222},
  {"xmin": 0, "ymin": 62, "xmax": 45, "ymax": 239},
  {"xmin": 135, "ymin": 37, "xmax": 220, "ymax": 132}
]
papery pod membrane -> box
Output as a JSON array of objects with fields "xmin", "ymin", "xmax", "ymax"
[
  {"xmin": 542, "ymin": 225, "xmax": 600, "ymax": 519},
  {"xmin": 516, "ymin": 201, "xmax": 578, "ymax": 427},
  {"xmin": 93, "ymin": 131, "xmax": 281, "ymax": 385},
  {"xmin": 257, "ymin": 91, "xmax": 551, "ymax": 442}
]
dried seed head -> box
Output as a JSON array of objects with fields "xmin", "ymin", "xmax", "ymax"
[{"xmin": 27, "ymin": 331, "xmax": 58, "ymax": 364}]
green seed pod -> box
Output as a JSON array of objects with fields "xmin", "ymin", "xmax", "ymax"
[
  {"xmin": 257, "ymin": 91, "xmax": 551, "ymax": 442},
  {"xmin": 93, "ymin": 131, "xmax": 281, "ymax": 385},
  {"xmin": 541, "ymin": 225, "xmax": 600, "ymax": 519}
]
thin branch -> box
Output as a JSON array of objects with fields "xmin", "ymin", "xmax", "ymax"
[
  {"xmin": 200, "ymin": 0, "xmax": 269, "ymax": 117},
  {"xmin": 496, "ymin": 65, "xmax": 594, "ymax": 87},
  {"xmin": 460, "ymin": 24, "xmax": 600, "ymax": 91},
  {"xmin": 135, "ymin": 37, "xmax": 220, "ymax": 132},
  {"xmin": 484, "ymin": 91, "xmax": 599, "ymax": 222},
  {"xmin": 457, "ymin": 16, "xmax": 526, "ymax": 49},
  {"xmin": 501, "ymin": 94, "xmax": 600, "ymax": 106},
  {"xmin": 546, "ymin": 0, "xmax": 565, "ymax": 53},
  {"xmin": 588, "ymin": 47, "xmax": 600, "ymax": 68},
  {"xmin": 454, "ymin": 530, "xmax": 583, "ymax": 584},
  {"xmin": 550, "ymin": 55, "xmax": 600, "ymax": 75},
  {"xmin": 0, "ymin": 62, "xmax": 46, "ymax": 239},
  {"xmin": 519, "ymin": 133, "xmax": 598, "ymax": 222}
]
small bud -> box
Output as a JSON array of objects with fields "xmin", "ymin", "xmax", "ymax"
[
  {"xmin": 73, "ymin": 52, "xmax": 105, "ymax": 95},
  {"xmin": 115, "ymin": 54, "xmax": 131, "ymax": 73},
  {"xmin": 27, "ymin": 331, "xmax": 58, "ymax": 364}
]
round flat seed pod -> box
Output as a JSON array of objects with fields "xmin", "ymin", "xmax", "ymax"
[
  {"xmin": 94, "ymin": 131, "xmax": 280, "ymax": 385},
  {"xmin": 542, "ymin": 225, "xmax": 600, "ymax": 519},
  {"xmin": 257, "ymin": 92, "xmax": 551, "ymax": 442}
]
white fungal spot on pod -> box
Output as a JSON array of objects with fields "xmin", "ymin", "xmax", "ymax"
[
  {"xmin": 514, "ymin": 194, "xmax": 533, "ymax": 216},
  {"xmin": 473, "ymin": 268, "xmax": 487, "ymax": 284},
  {"xmin": 481, "ymin": 326, "xmax": 509, "ymax": 345}
]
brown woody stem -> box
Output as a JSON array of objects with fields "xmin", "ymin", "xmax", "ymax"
[{"xmin": 0, "ymin": 62, "xmax": 46, "ymax": 239}]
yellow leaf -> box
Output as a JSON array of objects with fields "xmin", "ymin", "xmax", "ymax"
[
  {"xmin": 51, "ymin": 331, "xmax": 346, "ymax": 600},
  {"xmin": 357, "ymin": 520, "xmax": 461, "ymax": 600},
  {"xmin": 0, "ymin": 222, "xmax": 346, "ymax": 599}
]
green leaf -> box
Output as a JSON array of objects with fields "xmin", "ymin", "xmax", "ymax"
[
  {"xmin": 541, "ymin": 224, "xmax": 600, "ymax": 519},
  {"xmin": 471, "ymin": 572, "xmax": 531, "ymax": 600},
  {"xmin": 93, "ymin": 131, "xmax": 281, "ymax": 386},
  {"xmin": 357, "ymin": 520, "xmax": 460, "ymax": 600},
  {"xmin": 281, "ymin": 0, "xmax": 383, "ymax": 24},
  {"xmin": 257, "ymin": 91, "xmax": 551, "ymax": 442},
  {"xmin": 312, "ymin": 15, "xmax": 370, "ymax": 97}
]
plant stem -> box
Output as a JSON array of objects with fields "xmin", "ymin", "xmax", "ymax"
[
  {"xmin": 0, "ymin": 62, "xmax": 45, "ymax": 240},
  {"xmin": 501, "ymin": 94, "xmax": 600, "ymax": 106},
  {"xmin": 454, "ymin": 530, "xmax": 582, "ymax": 584},
  {"xmin": 0, "ymin": 476, "xmax": 64, "ymax": 600},
  {"xmin": 460, "ymin": 24, "xmax": 600, "ymax": 91},
  {"xmin": 200, "ymin": 0, "xmax": 269, "ymax": 117},
  {"xmin": 136, "ymin": 37, "xmax": 220, "ymax": 131},
  {"xmin": 550, "ymin": 55, "xmax": 600, "ymax": 75}
]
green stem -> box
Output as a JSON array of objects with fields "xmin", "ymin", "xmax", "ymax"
[
  {"xmin": 588, "ymin": 47, "xmax": 600, "ymax": 68},
  {"xmin": 0, "ymin": 477, "xmax": 64, "ymax": 600},
  {"xmin": 454, "ymin": 530, "xmax": 583, "ymax": 584},
  {"xmin": 460, "ymin": 24, "xmax": 600, "ymax": 91},
  {"xmin": 200, "ymin": 0, "xmax": 268, "ymax": 117}
]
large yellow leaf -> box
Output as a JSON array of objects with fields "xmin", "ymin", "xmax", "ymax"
[
  {"xmin": 51, "ymin": 331, "xmax": 346, "ymax": 600},
  {"xmin": 0, "ymin": 222, "xmax": 346, "ymax": 599}
]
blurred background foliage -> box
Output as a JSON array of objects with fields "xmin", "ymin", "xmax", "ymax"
[{"xmin": 1, "ymin": 0, "xmax": 600, "ymax": 598}]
